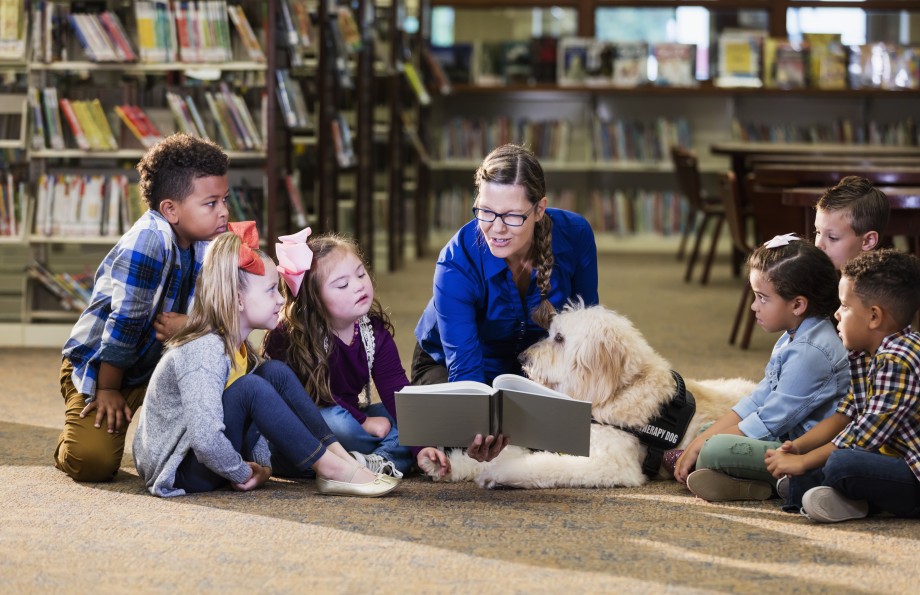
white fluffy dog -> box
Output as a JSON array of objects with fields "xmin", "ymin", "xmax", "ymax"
[{"xmin": 419, "ymin": 304, "xmax": 756, "ymax": 489}]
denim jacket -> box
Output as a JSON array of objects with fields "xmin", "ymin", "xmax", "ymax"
[{"xmin": 732, "ymin": 316, "xmax": 849, "ymax": 442}]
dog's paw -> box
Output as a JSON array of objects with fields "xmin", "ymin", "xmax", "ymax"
[
  {"xmin": 475, "ymin": 472, "xmax": 499, "ymax": 490},
  {"xmin": 418, "ymin": 455, "xmax": 451, "ymax": 482}
]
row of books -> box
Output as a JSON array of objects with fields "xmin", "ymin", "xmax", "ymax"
[
  {"xmin": 0, "ymin": 171, "xmax": 22, "ymax": 237},
  {"xmin": 27, "ymin": 261, "xmax": 94, "ymax": 313},
  {"xmin": 34, "ymin": 173, "xmax": 264, "ymax": 239},
  {"xmin": 732, "ymin": 117, "xmax": 920, "ymax": 146},
  {"xmin": 275, "ymin": 70, "xmax": 310, "ymax": 130},
  {"xmin": 438, "ymin": 117, "xmax": 571, "ymax": 162},
  {"xmin": 167, "ymin": 84, "xmax": 264, "ymax": 151},
  {"xmin": 30, "ymin": 88, "xmax": 118, "ymax": 151},
  {"xmin": 29, "ymin": 84, "xmax": 263, "ymax": 152},
  {"xmin": 29, "ymin": 1, "xmax": 264, "ymax": 64},
  {"xmin": 34, "ymin": 174, "xmax": 140, "ymax": 238},
  {"xmin": 430, "ymin": 34, "xmax": 920, "ymax": 91},
  {"xmin": 722, "ymin": 31, "xmax": 920, "ymax": 90},
  {"xmin": 278, "ymin": 0, "xmax": 313, "ymax": 67},
  {"xmin": 430, "ymin": 39, "xmax": 699, "ymax": 89},
  {"xmin": 592, "ymin": 117, "xmax": 692, "ymax": 163},
  {"xmin": 587, "ymin": 189, "xmax": 688, "ymax": 236}
]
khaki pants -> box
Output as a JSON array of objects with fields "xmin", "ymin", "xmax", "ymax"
[{"xmin": 53, "ymin": 359, "xmax": 147, "ymax": 482}]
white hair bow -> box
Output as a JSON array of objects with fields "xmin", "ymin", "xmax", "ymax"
[{"xmin": 763, "ymin": 233, "xmax": 801, "ymax": 249}]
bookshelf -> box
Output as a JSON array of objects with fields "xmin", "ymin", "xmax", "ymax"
[
  {"xmin": 13, "ymin": 0, "xmax": 284, "ymax": 325},
  {"xmin": 421, "ymin": 0, "xmax": 920, "ymax": 239}
]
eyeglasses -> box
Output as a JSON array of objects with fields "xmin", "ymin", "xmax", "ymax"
[{"xmin": 471, "ymin": 204, "xmax": 537, "ymax": 227}]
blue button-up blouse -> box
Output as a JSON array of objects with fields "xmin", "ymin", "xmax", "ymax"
[{"xmin": 415, "ymin": 208, "xmax": 599, "ymax": 383}]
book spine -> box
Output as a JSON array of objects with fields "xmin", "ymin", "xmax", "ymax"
[{"xmin": 59, "ymin": 98, "xmax": 90, "ymax": 150}]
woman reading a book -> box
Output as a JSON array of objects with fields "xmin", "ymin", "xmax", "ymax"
[{"xmin": 412, "ymin": 143, "xmax": 599, "ymax": 464}]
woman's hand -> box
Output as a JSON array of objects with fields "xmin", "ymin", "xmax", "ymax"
[
  {"xmin": 466, "ymin": 434, "xmax": 508, "ymax": 462},
  {"xmin": 361, "ymin": 416, "xmax": 391, "ymax": 438}
]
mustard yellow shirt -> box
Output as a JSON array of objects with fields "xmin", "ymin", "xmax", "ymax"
[{"xmin": 225, "ymin": 344, "xmax": 249, "ymax": 389}]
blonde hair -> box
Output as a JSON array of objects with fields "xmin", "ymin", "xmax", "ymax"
[
  {"xmin": 168, "ymin": 231, "xmax": 268, "ymax": 370},
  {"xmin": 265, "ymin": 233, "xmax": 392, "ymax": 406},
  {"xmin": 474, "ymin": 144, "xmax": 555, "ymax": 329}
]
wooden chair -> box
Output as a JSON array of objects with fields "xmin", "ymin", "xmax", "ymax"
[
  {"xmin": 719, "ymin": 172, "xmax": 756, "ymax": 349},
  {"xmin": 671, "ymin": 146, "xmax": 725, "ymax": 284}
]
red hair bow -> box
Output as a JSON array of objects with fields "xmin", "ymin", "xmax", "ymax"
[{"xmin": 228, "ymin": 221, "xmax": 265, "ymax": 276}]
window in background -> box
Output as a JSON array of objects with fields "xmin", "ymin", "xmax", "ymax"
[{"xmin": 432, "ymin": 6, "xmax": 577, "ymax": 45}]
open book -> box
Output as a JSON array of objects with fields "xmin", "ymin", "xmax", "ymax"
[{"xmin": 396, "ymin": 375, "xmax": 591, "ymax": 456}]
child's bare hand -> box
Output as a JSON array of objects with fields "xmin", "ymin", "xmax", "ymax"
[
  {"xmin": 674, "ymin": 437, "xmax": 704, "ymax": 484},
  {"xmin": 361, "ymin": 416, "xmax": 391, "ymax": 438},
  {"xmin": 417, "ymin": 447, "xmax": 450, "ymax": 479},
  {"xmin": 154, "ymin": 312, "xmax": 188, "ymax": 342},
  {"xmin": 765, "ymin": 449, "xmax": 805, "ymax": 478},
  {"xmin": 81, "ymin": 388, "xmax": 132, "ymax": 433},
  {"xmin": 778, "ymin": 440, "xmax": 799, "ymax": 454},
  {"xmin": 233, "ymin": 462, "xmax": 271, "ymax": 491},
  {"xmin": 466, "ymin": 434, "xmax": 508, "ymax": 462}
]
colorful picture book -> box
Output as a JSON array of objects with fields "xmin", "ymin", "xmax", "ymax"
[
  {"xmin": 558, "ymin": 38, "xmax": 590, "ymax": 86},
  {"xmin": 764, "ymin": 38, "xmax": 805, "ymax": 89},
  {"xmin": 611, "ymin": 42, "xmax": 648, "ymax": 88},
  {"xmin": 653, "ymin": 43, "xmax": 697, "ymax": 87},
  {"xmin": 395, "ymin": 374, "xmax": 591, "ymax": 456},
  {"xmin": 803, "ymin": 33, "xmax": 847, "ymax": 90},
  {"xmin": 715, "ymin": 29, "xmax": 764, "ymax": 88}
]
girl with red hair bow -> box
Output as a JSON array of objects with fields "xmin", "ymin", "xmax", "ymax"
[{"xmin": 133, "ymin": 222, "xmax": 399, "ymax": 498}]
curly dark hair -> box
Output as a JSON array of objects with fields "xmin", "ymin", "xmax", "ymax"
[
  {"xmin": 747, "ymin": 237, "xmax": 840, "ymax": 319},
  {"xmin": 136, "ymin": 133, "xmax": 229, "ymax": 211},
  {"xmin": 816, "ymin": 175, "xmax": 890, "ymax": 236},
  {"xmin": 842, "ymin": 249, "xmax": 920, "ymax": 328}
]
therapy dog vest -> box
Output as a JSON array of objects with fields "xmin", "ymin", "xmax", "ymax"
[{"xmin": 602, "ymin": 370, "xmax": 696, "ymax": 477}]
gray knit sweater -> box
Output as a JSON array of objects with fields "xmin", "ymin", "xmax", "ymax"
[{"xmin": 133, "ymin": 333, "xmax": 272, "ymax": 497}]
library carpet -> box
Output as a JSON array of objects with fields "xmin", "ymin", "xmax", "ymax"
[{"xmin": 2, "ymin": 249, "xmax": 918, "ymax": 593}]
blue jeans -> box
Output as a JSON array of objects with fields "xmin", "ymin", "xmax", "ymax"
[
  {"xmin": 784, "ymin": 448, "xmax": 920, "ymax": 518},
  {"xmin": 174, "ymin": 360, "xmax": 338, "ymax": 493},
  {"xmin": 321, "ymin": 403, "xmax": 414, "ymax": 475}
]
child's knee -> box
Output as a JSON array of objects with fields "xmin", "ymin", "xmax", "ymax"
[
  {"xmin": 54, "ymin": 440, "xmax": 121, "ymax": 482},
  {"xmin": 696, "ymin": 434, "xmax": 741, "ymax": 470}
]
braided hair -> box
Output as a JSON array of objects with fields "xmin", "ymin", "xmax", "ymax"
[{"xmin": 474, "ymin": 144, "xmax": 555, "ymax": 329}]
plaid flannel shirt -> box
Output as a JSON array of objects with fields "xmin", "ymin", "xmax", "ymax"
[
  {"xmin": 833, "ymin": 328, "xmax": 920, "ymax": 481},
  {"xmin": 62, "ymin": 210, "xmax": 207, "ymax": 401}
]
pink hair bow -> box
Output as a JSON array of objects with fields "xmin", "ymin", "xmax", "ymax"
[
  {"xmin": 228, "ymin": 221, "xmax": 265, "ymax": 276},
  {"xmin": 276, "ymin": 227, "xmax": 313, "ymax": 296}
]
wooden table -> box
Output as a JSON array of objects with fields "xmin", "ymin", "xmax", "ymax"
[
  {"xmin": 711, "ymin": 142, "xmax": 920, "ymax": 201},
  {"xmin": 781, "ymin": 186, "xmax": 920, "ymax": 254}
]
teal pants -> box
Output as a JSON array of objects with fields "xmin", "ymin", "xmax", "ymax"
[{"xmin": 696, "ymin": 434, "xmax": 782, "ymax": 485}]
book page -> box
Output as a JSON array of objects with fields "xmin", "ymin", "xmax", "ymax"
[
  {"xmin": 499, "ymin": 390, "xmax": 591, "ymax": 456},
  {"xmin": 395, "ymin": 391, "xmax": 493, "ymax": 447},
  {"xmin": 492, "ymin": 374, "xmax": 571, "ymax": 400},
  {"xmin": 398, "ymin": 380, "xmax": 495, "ymax": 395}
]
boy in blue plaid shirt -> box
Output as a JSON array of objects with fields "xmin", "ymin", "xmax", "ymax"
[
  {"xmin": 765, "ymin": 249, "xmax": 920, "ymax": 522},
  {"xmin": 54, "ymin": 134, "xmax": 231, "ymax": 482}
]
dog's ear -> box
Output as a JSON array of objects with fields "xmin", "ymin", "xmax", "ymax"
[{"xmin": 568, "ymin": 316, "xmax": 626, "ymax": 392}]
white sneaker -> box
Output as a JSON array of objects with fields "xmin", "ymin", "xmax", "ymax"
[
  {"xmin": 801, "ymin": 486, "xmax": 868, "ymax": 523},
  {"xmin": 350, "ymin": 451, "xmax": 404, "ymax": 479}
]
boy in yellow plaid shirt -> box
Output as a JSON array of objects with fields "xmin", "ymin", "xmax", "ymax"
[{"xmin": 765, "ymin": 249, "xmax": 920, "ymax": 522}]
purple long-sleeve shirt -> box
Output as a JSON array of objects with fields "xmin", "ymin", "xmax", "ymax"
[{"xmin": 264, "ymin": 317, "xmax": 409, "ymax": 424}]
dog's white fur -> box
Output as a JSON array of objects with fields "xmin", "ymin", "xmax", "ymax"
[{"xmin": 419, "ymin": 304, "xmax": 756, "ymax": 489}]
